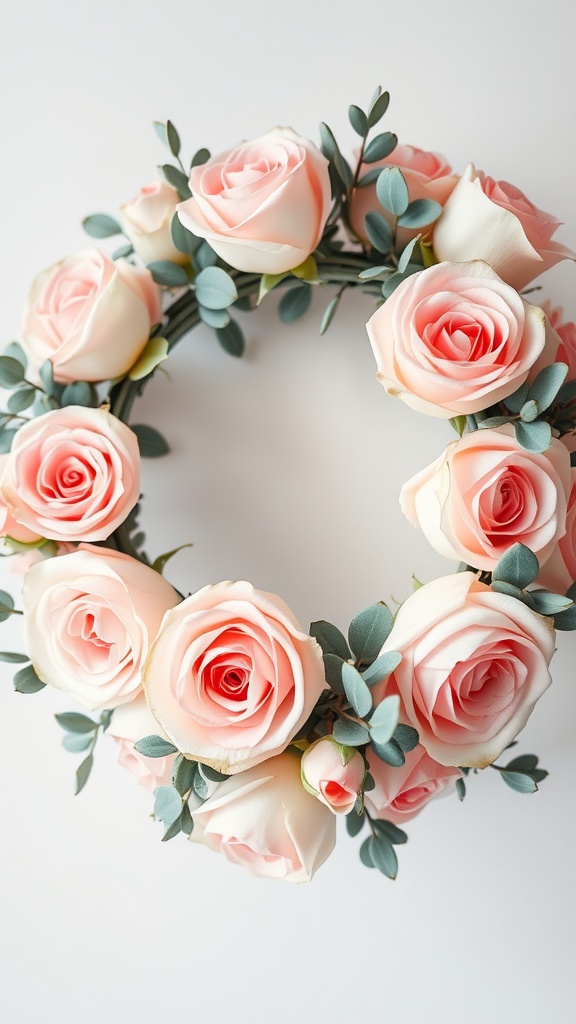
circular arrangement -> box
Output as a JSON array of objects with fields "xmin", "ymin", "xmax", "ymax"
[{"xmin": 1, "ymin": 87, "xmax": 575, "ymax": 883}]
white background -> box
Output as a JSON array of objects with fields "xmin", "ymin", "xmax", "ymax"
[{"xmin": 1, "ymin": 2, "xmax": 575, "ymax": 1022}]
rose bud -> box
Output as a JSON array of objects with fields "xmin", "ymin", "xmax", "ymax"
[
  {"xmin": 119, "ymin": 180, "xmax": 187, "ymax": 265},
  {"xmin": 300, "ymin": 736, "xmax": 365, "ymax": 814}
]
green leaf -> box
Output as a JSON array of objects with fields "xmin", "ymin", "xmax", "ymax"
[
  {"xmin": 165, "ymin": 120, "xmax": 180, "ymax": 158},
  {"xmin": 190, "ymin": 147, "xmax": 211, "ymax": 169},
  {"xmin": 0, "ymin": 429, "xmax": 17, "ymax": 455},
  {"xmin": 369, "ymin": 835, "xmax": 398, "ymax": 878},
  {"xmin": 503, "ymin": 381, "xmax": 530, "ymax": 414},
  {"xmin": 364, "ymin": 211, "xmax": 393, "ymax": 253},
  {"xmin": 490, "ymin": 580, "xmax": 533, "ymax": 605},
  {"xmin": 170, "ymin": 213, "xmax": 201, "ymax": 255},
  {"xmin": 369, "ymin": 694, "xmax": 400, "ymax": 745},
  {"xmin": 63, "ymin": 732, "xmax": 93, "ymax": 753},
  {"xmin": 506, "ymin": 754, "xmax": 539, "ymax": 772},
  {"xmin": 75, "ymin": 754, "xmax": 94, "ymax": 795},
  {"xmin": 346, "ymin": 809, "xmax": 365, "ymax": 837},
  {"xmin": 61, "ymin": 381, "xmax": 97, "ymax": 406},
  {"xmin": 492, "ymin": 542, "xmax": 539, "ymax": 590},
  {"xmin": 529, "ymin": 590, "xmax": 573, "ymax": 616},
  {"xmin": 82, "ymin": 213, "xmax": 122, "ymax": 238},
  {"xmin": 348, "ymin": 602, "xmax": 393, "ymax": 663},
  {"xmin": 195, "ymin": 266, "xmax": 238, "ymax": 310},
  {"xmin": 359, "ymin": 836, "xmax": 375, "ymax": 869},
  {"xmin": 310, "ymin": 620, "xmax": 351, "ymax": 660},
  {"xmin": 55, "ymin": 712, "xmax": 96, "ymax": 734},
  {"xmin": 381, "ymin": 271, "xmax": 407, "ymax": 299},
  {"xmin": 519, "ymin": 399, "xmax": 539, "ymax": 422},
  {"xmin": 128, "ymin": 337, "xmax": 169, "ymax": 381},
  {"xmin": 372, "ymin": 818, "xmax": 408, "ymax": 845},
  {"xmin": 357, "ymin": 167, "xmax": 382, "ymax": 188},
  {"xmin": 159, "ymin": 164, "xmax": 191, "ymax": 199},
  {"xmin": 348, "ymin": 104, "xmax": 368, "ymax": 137},
  {"xmin": 199, "ymin": 305, "xmax": 230, "ymax": 329},
  {"xmin": 180, "ymin": 802, "xmax": 194, "ymax": 835},
  {"xmin": 332, "ymin": 719, "xmax": 370, "ymax": 747},
  {"xmin": 397, "ymin": 236, "xmax": 421, "ymax": 275},
  {"xmin": 199, "ymin": 763, "xmax": 229, "ymax": 782},
  {"xmin": 278, "ymin": 283, "xmax": 312, "ymax": 324},
  {"xmin": 358, "ymin": 265, "xmax": 388, "ymax": 281},
  {"xmin": 527, "ymin": 361, "xmax": 568, "ymax": 412},
  {"xmin": 153, "ymin": 785, "xmax": 183, "ymax": 825},
  {"xmin": 0, "ymin": 652, "xmax": 29, "ymax": 663},
  {"xmin": 376, "ymin": 166, "xmax": 409, "ymax": 217},
  {"xmin": 397, "ymin": 199, "xmax": 442, "ymax": 229},
  {"xmin": 13, "ymin": 664, "xmax": 46, "ymax": 694},
  {"xmin": 371, "ymin": 738, "xmax": 405, "ymax": 767},
  {"xmin": 450, "ymin": 415, "xmax": 467, "ymax": 437},
  {"xmin": 162, "ymin": 817, "xmax": 183, "ymax": 842},
  {"xmin": 320, "ymin": 293, "xmax": 342, "ymax": 335},
  {"xmin": 152, "ymin": 543, "xmax": 192, "ymax": 576},
  {"xmin": 195, "ymin": 241, "xmax": 218, "ymax": 271},
  {"xmin": 0, "ymin": 589, "xmax": 16, "ymax": 622},
  {"xmin": 131, "ymin": 423, "xmax": 170, "ymax": 458},
  {"xmin": 193, "ymin": 769, "xmax": 209, "ymax": 801},
  {"xmin": 332, "ymin": 150, "xmax": 354, "ymax": 189},
  {"xmin": 148, "ymin": 260, "xmax": 189, "ymax": 287},
  {"xmin": 342, "ymin": 662, "xmax": 373, "ymax": 719},
  {"xmin": 7, "ymin": 387, "xmax": 35, "ymax": 413},
  {"xmin": 172, "ymin": 755, "xmax": 197, "ymax": 796},
  {"xmin": 322, "ymin": 653, "xmax": 346, "ymax": 694},
  {"xmin": 500, "ymin": 771, "xmax": 538, "ymax": 794},
  {"xmin": 456, "ymin": 777, "xmax": 466, "ymax": 801},
  {"xmin": 556, "ymin": 378, "xmax": 576, "ymax": 405},
  {"xmin": 367, "ymin": 89, "xmax": 390, "ymax": 128},
  {"xmin": 362, "ymin": 650, "xmax": 402, "ymax": 688},
  {"xmin": 134, "ymin": 735, "xmax": 178, "ymax": 758},
  {"xmin": 0, "ymin": 356, "xmax": 25, "ymax": 388},
  {"xmin": 112, "ymin": 242, "xmax": 134, "ymax": 260},
  {"xmin": 393, "ymin": 723, "xmax": 419, "ymax": 753},
  {"xmin": 3, "ymin": 341, "xmax": 27, "ymax": 369},
  {"xmin": 216, "ymin": 318, "xmax": 245, "ymax": 358},
  {"xmin": 363, "ymin": 131, "xmax": 397, "ymax": 163},
  {"xmin": 514, "ymin": 419, "xmax": 552, "ymax": 454}
]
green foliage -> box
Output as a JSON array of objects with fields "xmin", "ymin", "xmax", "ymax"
[
  {"xmin": 61, "ymin": 381, "xmax": 98, "ymax": 407},
  {"xmin": 456, "ymin": 777, "xmax": 466, "ymax": 801},
  {"xmin": 363, "ymin": 132, "xmax": 397, "ymax": 163},
  {"xmin": 364, "ymin": 211, "xmax": 393, "ymax": 253},
  {"xmin": 376, "ymin": 166, "xmax": 409, "ymax": 217},
  {"xmin": 216, "ymin": 319, "xmax": 245, "ymax": 358},
  {"xmin": 348, "ymin": 602, "xmax": 393, "ymax": 663},
  {"xmin": 367, "ymin": 88, "xmax": 390, "ymax": 128},
  {"xmin": 492, "ymin": 543, "xmax": 539, "ymax": 590},
  {"xmin": 0, "ymin": 356, "xmax": 25, "ymax": 388},
  {"xmin": 348, "ymin": 104, "xmax": 368, "ymax": 137},
  {"xmin": 393, "ymin": 723, "xmax": 419, "ymax": 753},
  {"xmin": 190, "ymin": 147, "xmax": 211, "ymax": 169},
  {"xmin": 148, "ymin": 260, "xmax": 190, "ymax": 287},
  {"xmin": 278, "ymin": 283, "xmax": 312, "ymax": 323},
  {"xmin": 368, "ymin": 694, "xmax": 400, "ymax": 746},
  {"xmin": 134, "ymin": 735, "xmax": 178, "ymax": 758},
  {"xmin": 13, "ymin": 664, "xmax": 45, "ymax": 694},
  {"xmin": 75, "ymin": 754, "xmax": 94, "ymax": 795},
  {"xmin": 0, "ymin": 589, "xmax": 17, "ymax": 623},
  {"xmin": 0, "ymin": 652, "xmax": 29, "ymax": 663},
  {"xmin": 309, "ymin": 620, "xmax": 351, "ymax": 660},
  {"xmin": 195, "ymin": 266, "xmax": 238, "ymax": 310},
  {"xmin": 131, "ymin": 423, "xmax": 170, "ymax": 458},
  {"xmin": 322, "ymin": 653, "xmax": 346, "ymax": 694},
  {"xmin": 397, "ymin": 199, "xmax": 442, "ymax": 229},
  {"xmin": 319, "ymin": 293, "xmax": 342, "ymax": 335},
  {"xmin": 199, "ymin": 305, "xmax": 230, "ymax": 329},
  {"xmin": 332, "ymin": 719, "xmax": 370, "ymax": 746},
  {"xmin": 371, "ymin": 738, "xmax": 405, "ymax": 767},
  {"xmin": 362, "ymin": 650, "xmax": 402, "ymax": 688},
  {"xmin": 152, "ymin": 543, "xmax": 192, "ymax": 576},
  {"xmin": 514, "ymin": 419, "xmax": 551, "ymax": 453},
  {"xmin": 341, "ymin": 662, "xmax": 373, "ymax": 718},
  {"xmin": 154, "ymin": 785, "xmax": 183, "ymax": 826},
  {"xmin": 493, "ymin": 751, "xmax": 548, "ymax": 794},
  {"xmin": 82, "ymin": 213, "xmax": 122, "ymax": 238},
  {"xmin": 159, "ymin": 164, "xmax": 192, "ymax": 199},
  {"xmin": 346, "ymin": 808, "xmax": 365, "ymax": 837},
  {"xmin": 55, "ymin": 712, "xmax": 97, "ymax": 733},
  {"xmin": 170, "ymin": 214, "xmax": 201, "ymax": 256}
]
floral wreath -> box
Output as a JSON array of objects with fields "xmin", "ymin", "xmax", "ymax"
[{"xmin": 1, "ymin": 87, "xmax": 575, "ymax": 884}]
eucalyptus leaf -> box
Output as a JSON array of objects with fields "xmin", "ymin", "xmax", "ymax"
[
  {"xmin": 367, "ymin": 89, "xmax": 390, "ymax": 128},
  {"xmin": 309, "ymin": 620, "xmax": 351, "ymax": 659},
  {"xmin": 180, "ymin": 802, "xmax": 194, "ymax": 835},
  {"xmin": 172, "ymin": 756, "xmax": 197, "ymax": 796},
  {"xmin": 514, "ymin": 419, "xmax": 551, "ymax": 454},
  {"xmin": 63, "ymin": 732, "xmax": 93, "ymax": 753},
  {"xmin": 348, "ymin": 602, "xmax": 393, "ymax": 663},
  {"xmin": 500, "ymin": 770, "xmax": 538, "ymax": 794},
  {"xmin": 529, "ymin": 591, "xmax": 573, "ymax": 615},
  {"xmin": 166, "ymin": 120, "xmax": 181, "ymax": 158},
  {"xmin": 134, "ymin": 735, "xmax": 178, "ymax": 758},
  {"xmin": 278, "ymin": 283, "xmax": 312, "ymax": 323},
  {"xmin": 342, "ymin": 662, "xmax": 373, "ymax": 719},
  {"xmin": 397, "ymin": 236, "xmax": 421, "ymax": 274},
  {"xmin": 363, "ymin": 131, "xmax": 397, "ymax": 163},
  {"xmin": 199, "ymin": 305, "xmax": 230, "ymax": 329},
  {"xmin": 322, "ymin": 653, "xmax": 346, "ymax": 694},
  {"xmin": 527, "ymin": 361, "xmax": 568, "ymax": 412},
  {"xmin": 369, "ymin": 694, "xmax": 400, "ymax": 745},
  {"xmin": 357, "ymin": 168, "xmax": 382, "ymax": 188},
  {"xmin": 0, "ymin": 430, "xmax": 17, "ymax": 454},
  {"xmin": 0, "ymin": 356, "xmax": 25, "ymax": 388},
  {"xmin": 148, "ymin": 260, "xmax": 189, "ymax": 287},
  {"xmin": 159, "ymin": 164, "xmax": 191, "ymax": 199},
  {"xmin": 348, "ymin": 104, "xmax": 368, "ymax": 137},
  {"xmin": 82, "ymin": 213, "xmax": 122, "ymax": 238},
  {"xmin": 506, "ymin": 754, "xmax": 539, "ymax": 772},
  {"xmin": 75, "ymin": 754, "xmax": 94, "ymax": 795},
  {"xmin": 216, "ymin": 318, "xmax": 245, "ymax": 358},
  {"xmin": 369, "ymin": 835, "xmax": 398, "ymax": 878},
  {"xmin": 503, "ymin": 381, "xmax": 530, "ymax": 414},
  {"xmin": 193, "ymin": 770, "xmax": 209, "ymax": 801},
  {"xmin": 61, "ymin": 381, "xmax": 97, "ymax": 407},
  {"xmin": 320, "ymin": 293, "xmax": 342, "ymax": 335},
  {"xmin": 372, "ymin": 819, "xmax": 408, "ymax": 845},
  {"xmin": 397, "ymin": 198, "xmax": 442, "ymax": 229},
  {"xmin": 456, "ymin": 777, "xmax": 466, "ymax": 801},
  {"xmin": 195, "ymin": 241, "xmax": 219, "ymax": 270},
  {"xmin": 492, "ymin": 543, "xmax": 539, "ymax": 590},
  {"xmin": 55, "ymin": 712, "xmax": 97, "ymax": 734},
  {"xmin": 393, "ymin": 723, "xmax": 419, "ymax": 753},
  {"xmin": 170, "ymin": 214, "xmax": 201, "ymax": 255},
  {"xmin": 195, "ymin": 266, "xmax": 237, "ymax": 309},
  {"xmin": 359, "ymin": 837, "xmax": 375, "ymax": 869},
  {"xmin": 376, "ymin": 166, "xmax": 409, "ymax": 217},
  {"xmin": 364, "ymin": 211, "xmax": 393, "ymax": 253},
  {"xmin": 0, "ymin": 652, "xmax": 29, "ymax": 663},
  {"xmin": 153, "ymin": 785, "xmax": 183, "ymax": 825},
  {"xmin": 371, "ymin": 738, "xmax": 405, "ymax": 767},
  {"xmin": 346, "ymin": 809, "xmax": 365, "ymax": 837},
  {"xmin": 362, "ymin": 650, "xmax": 402, "ymax": 688},
  {"xmin": 7, "ymin": 387, "xmax": 35, "ymax": 413},
  {"xmin": 199, "ymin": 764, "xmax": 229, "ymax": 782},
  {"xmin": 13, "ymin": 664, "xmax": 46, "ymax": 694},
  {"xmin": 190, "ymin": 147, "xmax": 211, "ymax": 169},
  {"xmin": 519, "ymin": 399, "xmax": 539, "ymax": 422},
  {"xmin": 131, "ymin": 424, "xmax": 170, "ymax": 458},
  {"xmin": 3, "ymin": 341, "xmax": 27, "ymax": 369},
  {"xmin": 332, "ymin": 718, "xmax": 370, "ymax": 747},
  {"xmin": 162, "ymin": 817, "xmax": 183, "ymax": 842}
]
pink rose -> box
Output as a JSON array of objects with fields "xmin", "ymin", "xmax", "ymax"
[
  {"xmin": 376, "ymin": 572, "xmax": 555, "ymax": 768},
  {"xmin": 190, "ymin": 751, "xmax": 336, "ymax": 882},
  {"xmin": 541, "ymin": 301, "xmax": 576, "ymax": 380},
  {"xmin": 350, "ymin": 143, "xmax": 457, "ymax": 245},
  {"xmin": 144, "ymin": 580, "xmax": 326, "ymax": 774},
  {"xmin": 537, "ymin": 467, "xmax": 576, "ymax": 594},
  {"xmin": 367, "ymin": 261, "xmax": 547, "ymax": 418},
  {"xmin": 0, "ymin": 454, "xmax": 42, "ymax": 546},
  {"xmin": 109, "ymin": 693, "xmax": 175, "ymax": 790},
  {"xmin": 22, "ymin": 545, "xmax": 180, "ymax": 711},
  {"xmin": 119, "ymin": 180, "xmax": 187, "ymax": 266},
  {"xmin": 0, "ymin": 406, "xmax": 140, "ymax": 542},
  {"xmin": 21, "ymin": 249, "xmax": 162, "ymax": 383},
  {"xmin": 400, "ymin": 425, "xmax": 571, "ymax": 571},
  {"xmin": 433, "ymin": 164, "xmax": 576, "ymax": 290},
  {"xmin": 6, "ymin": 542, "xmax": 76, "ymax": 577},
  {"xmin": 177, "ymin": 128, "xmax": 331, "ymax": 274},
  {"xmin": 300, "ymin": 737, "xmax": 365, "ymax": 814},
  {"xmin": 365, "ymin": 745, "xmax": 461, "ymax": 824}
]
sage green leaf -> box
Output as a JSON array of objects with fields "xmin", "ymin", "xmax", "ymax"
[
  {"xmin": 503, "ymin": 381, "xmax": 530, "ymax": 413},
  {"xmin": 506, "ymin": 754, "xmax": 539, "ymax": 772},
  {"xmin": 195, "ymin": 240, "xmax": 218, "ymax": 270},
  {"xmin": 348, "ymin": 602, "xmax": 393, "ymax": 663},
  {"xmin": 0, "ymin": 652, "xmax": 29, "ymax": 663},
  {"xmin": 13, "ymin": 665, "xmax": 46, "ymax": 694},
  {"xmin": 320, "ymin": 293, "xmax": 342, "ymax": 335},
  {"xmin": 82, "ymin": 214, "xmax": 122, "ymax": 238},
  {"xmin": 199, "ymin": 305, "xmax": 230, "ymax": 329},
  {"xmin": 216, "ymin": 319, "xmax": 245, "ymax": 358},
  {"xmin": 154, "ymin": 785, "xmax": 183, "ymax": 825},
  {"xmin": 529, "ymin": 591, "xmax": 573, "ymax": 615},
  {"xmin": 322, "ymin": 653, "xmax": 346, "ymax": 694},
  {"xmin": 367, "ymin": 89, "xmax": 390, "ymax": 128},
  {"xmin": 278, "ymin": 283, "xmax": 312, "ymax": 323},
  {"xmin": 369, "ymin": 835, "xmax": 398, "ymax": 878},
  {"xmin": 193, "ymin": 769, "xmax": 209, "ymax": 801},
  {"xmin": 376, "ymin": 166, "xmax": 409, "ymax": 216},
  {"xmin": 63, "ymin": 733, "xmax": 93, "ymax": 753},
  {"xmin": 170, "ymin": 214, "xmax": 201, "ymax": 255},
  {"xmin": 364, "ymin": 211, "xmax": 393, "ymax": 253},
  {"xmin": 172, "ymin": 756, "xmax": 197, "ymax": 796},
  {"xmin": 180, "ymin": 802, "xmax": 194, "ymax": 835},
  {"xmin": 310, "ymin": 620, "xmax": 351, "ymax": 659},
  {"xmin": 371, "ymin": 738, "xmax": 405, "ymax": 767},
  {"xmin": 162, "ymin": 816, "xmax": 183, "ymax": 842},
  {"xmin": 348, "ymin": 104, "xmax": 368, "ymax": 137},
  {"xmin": 319, "ymin": 122, "xmax": 338, "ymax": 158},
  {"xmin": 346, "ymin": 809, "xmax": 365, "ymax": 837},
  {"xmin": 3, "ymin": 341, "xmax": 27, "ymax": 369},
  {"xmin": 357, "ymin": 167, "xmax": 382, "ymax": 188},
  {"xmin": 332, "ymin": 718, "xmax": 370, "ymax": 747},
  {"xmin": 527, "ymin": 361, "xmax": 568, "ymax": 412},
  {"xmin": 131, "ymin": 424, "xmax": 170, "ymax": 458},
  {"xmin": 363, "ymin": 131, "xmax": 397, "ymax": 163},
  {"xmin": 492, "ymin": 542, "xmax": 539, "ymax": 590},
  {"xmin": 397, "ymin": 236, "xmax": 421, "ymax": 274},
  {"xmin": 369, "ymin": 694, "xmax": 400, "ymax": 745},
  {"xmin": 397, "ymin": 198, "xmax": 442, "ymax": 229},
  {"xmin": 7, "ymin": 387, "xmax": 35, "ymax": 413},
  {"xmin": 75, "ymin": 754, "xmax": 94, "ymax": 794},
  {"xmin": 372, "ymin": 819, "xmax": 408, "ymax": 845},
  {"xmin": 0, "ymin": 430, "xmax": 17, "ymax": 455},
  {"xmin": 358, "ymin": 265, "xmax": 388, "ymax": 281},
  {"xmin": 519, "ymin": 399, "xmax": 539, "ymax": 422},
  {"xmin": 359, "ymin": 837, "xmax": 375, "ymax": 868},
  {"xmin": 195, "ymin": 266, "xmax": 237, "ymax": 309},
  {"xmin": 148, "ymin": 260, "xmax": 189, "ymax": 287},
  {"xmin": 500, "ymin": 771, "xmax": 538, "ymax": 794},
  {"xmin": 514, "ymin": 419, "xmax": 551, "ymax": 454},
  {"xmin": 342, "ymin": 662, "xmax": 373, "ymax": 719},
  {"xmin": 134, "ymin": 735, "xmax": 178, "ymax": 758},
  {"xmin": 362, "ymin": 650, "xmax": 402, "ymax": 688},
  {"xmin": 190, "ymin": 147, "xmax": 211, "ymax": 169},
  {"xmin": 393, "ymin": 723, "xmax": 419, "ymax": 753},
  {"xmin": 165, "ymin": 120, "xmax": 180, "ymax": 158},
  {"xmin": 159, "ymin": 164, "xmax": 191, "ymax": 199},
  {"xmin": 199, "ymin": 764, "xmax": 229, "ymax": 782},
  {"xmin": 55, "ymin": 712, "xmax": 96, "ymax": 734},
  {"xmin": 61, "ymin": 381, "xmax": 97, "ymax": 406},
  {"xmin": 0, "ymin": 356, "xmax": 25, "ymax": 388},
  {"xmin": 456, "ymin": 777, "xmax": 466, "ymax": 801},
  {"xmin": 112, "ymin": 242, "xmax": 134, "ymax": 260}
]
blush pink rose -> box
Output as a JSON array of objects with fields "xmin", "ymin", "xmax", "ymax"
[
  {"xmin": 143, "ymin": 580, "xmax": 327, "ymax": 774},
  {"xmin": 540, "ymin": 301, "xmax": 576, "ymax": 380},
  {"xmin": 536, "ymin": 467, "xmax": 576, "ymax": 594},
  {"xmin": 119, "ymin": 180, "xmax": 187, "ymax": 266},
  {"xmin": 400, "ymin": 425, "xmax": 571, "ymax": 571},
  {"xmin": 109, "ymin": 693, "xmax": 176, "ymax": 790},
  {"xmin": 350, "ymin": 143, "xmax": 457, "ymax": 245},
  {"xmin": 433, "ymin": 164, "xmax": 576, "ymax": 291},
  {"xmin": 190, "ymin": 751, "xmax": 336, "ymax": 882},
  {"xmin": 365, "ymin": 745, "xmax": 462, "ymax": 824},
  {"xmin": 20, "ymin": 249, "xmax": 162, "ymax": 383},
  {"xmin": 376, "ymin": 572, "xmax": 555, "ymax": 768},
  {"xmin": 177, "ymin": 128, "xmax": 331, "ymax": 274},
  {"xmin": 300, "ymin": 736, "xmax": 365, "ymax": 814},
  {"xmin": 22, "ymin": 545, "xmax": 180, "ymax": 711},
  {"xmin": 367, "ymin": 260, "xmax": 547, "ymax": 418},
  {"xmin": 0, "ymin": 406, "xmax": 140, "ymax": 542},
  {"xmin": 0, "ymin": 454, "xmax": 43, "ymax": 546}
]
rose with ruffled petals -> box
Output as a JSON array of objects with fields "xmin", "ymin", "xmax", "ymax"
[
  {"xmin": 0, "ymin": 406, "xmax": 140, "ymax": 542},
  {"xmin": 23, "ymin": 546, "xmax": 180, "ymax": 711},
  {"xmin": 109, "ymin": 693, "xmax": 176, "ymax": 790},
  {"xmin": 190, "ymin": 751, "xmax": 336, "ymax": 882},
  {"xmin": 433, "ymin": 164, "xmax": 576, "ymax": 290},
  {"xmin": 378, "ymin": 572, "xmax": 555, "ymax": 768},
  {"xmin": 400, "ymin": 425, "xmax": 571, "ymax": 571},
  {"xmin": 177, "ymin": 128, "xmax": 331, "ymax": 274},
  {"xmin": 0, "ymin": 454, "xmax": 43, "ymax": 546},
  {"xmin": 537, "ymin": 466, "xmax": 576, "ymax": 595},
  {"xmin": 144, "ymin": 580, "xmax": 326, "ymax": 774},
  {"xmin": 119, "ymin": 180, "xmax": 187, "ymax": 265},
  {"xmin": 367, "ymin": 261, "xmax": 547, "ymax": 418},
  {"xmin": 21, "ymin": 248, "xmax": 161, "ymax": 383},
  {"xmin": 365, "ymin": 745, "xmax": 462, "ymax": 824}
]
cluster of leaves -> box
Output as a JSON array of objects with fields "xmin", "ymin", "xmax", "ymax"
[
  {"xmin": 55, "ymin": 709, "xmax": 112, "ymax": 794},
  {"xmin": 484, "ymin": 542, "xmax": 576, "ymax": 629},
  {"xmin": 133, "ymin": 735, "xmax": 229, "ymax": 841},
  {"xmin": 456, "ymin": 745, "xmax": 548, "ymax": 800},
  {"xmin": 346, "ymin": 810, "xmax": 407, "ymax": 879}
]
